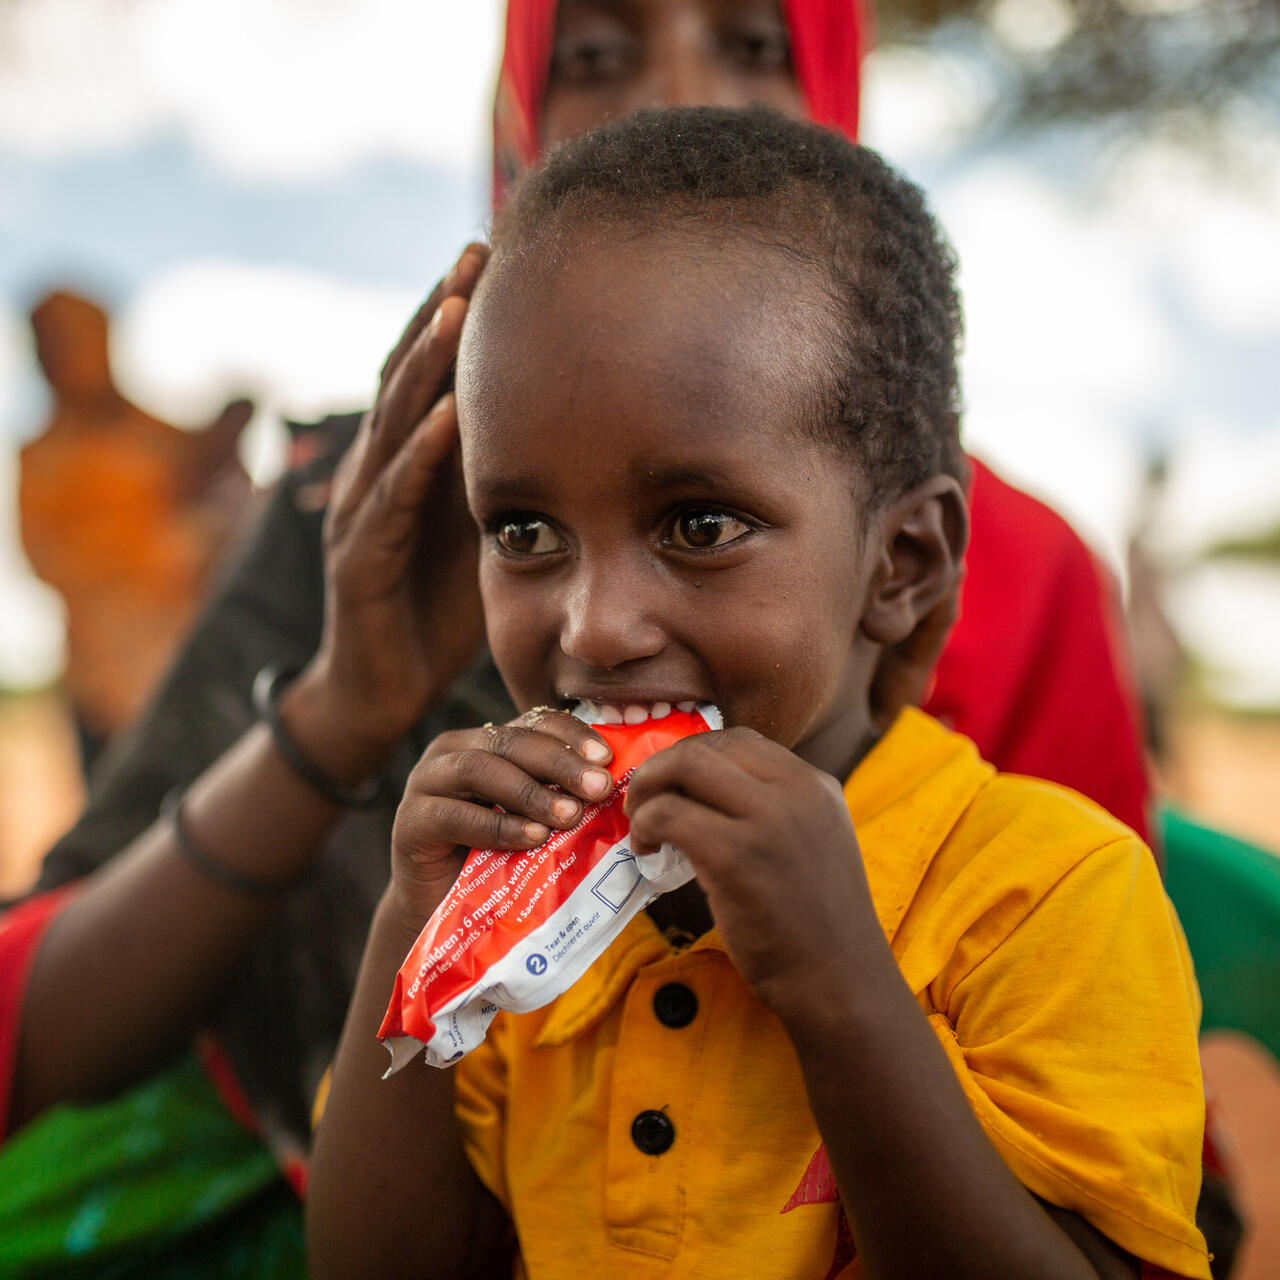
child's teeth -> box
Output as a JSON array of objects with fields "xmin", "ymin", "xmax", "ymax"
[
  {"xmin": 676, "ymin": 700, "xmax": 695, "ymax": 712},
  {"xmin": 623, "ymin": 704, "xmax": 647, "ymax": 725},
  {"xmin": 600, "ymin": 704, "xmax": 624, "ymax": 724},
  {"xmin": 650, "ymin": 702, "xmax": 671, "ymax": 719}
]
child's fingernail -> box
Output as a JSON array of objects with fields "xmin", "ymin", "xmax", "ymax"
[
  {"xmin": 524, "ymin": 821, "xmax": 550, "ymax": 842},
  {"xmin": 582, "ymin": 740, "xmax": 611, "ymax": 763},
  {"xmin": 551, "ymin": 797, "xmax": 580, "ymax": 823},
  {"xmin": 581, "ymin": 769, "xmax": 611, "ymax": 798},
  {"xmin": 427, "ymin": 304, "xmax": 444, "ymax": 333}
]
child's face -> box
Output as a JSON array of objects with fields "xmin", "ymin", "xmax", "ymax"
[{"xmin": 457, "ymin": 235, "xmax": 884, "ymax": 777}]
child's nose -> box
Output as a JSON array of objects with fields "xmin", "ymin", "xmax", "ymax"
[{"xmin": 558, "ymin": 562, "xmax": 666, "ymax": 672}]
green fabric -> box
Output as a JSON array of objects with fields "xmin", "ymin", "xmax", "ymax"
[
  {"xmin": 0, "ymin": 1055, "xmax": 305, "ymax": 1278},
  {"xmin": 1162, "ymin": 804, "xmax": 1280, "ymax": 1062}
]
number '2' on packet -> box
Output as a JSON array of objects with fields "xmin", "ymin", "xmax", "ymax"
[{"xmin": 378, "ymin": 703, "xmax": 722, "ymax": 1073}]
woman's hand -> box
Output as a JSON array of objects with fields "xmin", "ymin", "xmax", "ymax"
[
  {"xmin": 385, "ymin": 709, "xmax": 616, "ymax": 925},
  {"xmin": 283, "ymin": 245, "xmax": 492, "ymax": 780}
]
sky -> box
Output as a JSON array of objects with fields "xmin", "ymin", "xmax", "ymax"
[{"xmin": 2, "ymin": 0, "xmax": 1278, "ymax": 703}]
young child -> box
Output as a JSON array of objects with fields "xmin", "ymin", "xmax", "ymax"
[{"xmin": 307, "ymin": 107, "xmax": 1209, "ymax": 1280}]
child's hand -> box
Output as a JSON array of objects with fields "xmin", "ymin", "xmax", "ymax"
[
  {"xmin": 386, "ymin": 709, "xmax": 615, "ymax": 925},
  {"xmin": 625, "ymin": 729, "xmax": 881, "ymax": 1016}
]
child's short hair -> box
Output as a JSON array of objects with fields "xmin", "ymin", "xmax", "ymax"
[{"xmin": 491, "ymin": 105, "xmax": 966, "ymax": 500}]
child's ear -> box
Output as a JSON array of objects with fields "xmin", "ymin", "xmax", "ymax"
[{"xmin": 859, "ymin": 475, "xmax": 969, "ymax": 648}]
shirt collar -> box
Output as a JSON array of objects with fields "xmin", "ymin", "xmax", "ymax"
[{"xmin": 534, "ymin": 709, "xmax": 992, "ymax": 1049}]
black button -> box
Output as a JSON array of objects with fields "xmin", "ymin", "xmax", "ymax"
[
  {"xmin": 631, "ymin": 1109, "xmax": 675, "ymax": 1155},
  {"xmin": 653, "ymin": 982, "xmax": 698, "ymax": 1029}
]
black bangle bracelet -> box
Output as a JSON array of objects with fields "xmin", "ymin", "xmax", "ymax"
[
  {"xmin": 162, "ymin": 789, "xmax": 304, "ymax": 898},
  {"xmin": 252, "ymin": 664, "xmax": 383, "ymax": 809}
]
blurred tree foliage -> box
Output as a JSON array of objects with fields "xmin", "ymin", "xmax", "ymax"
[
  {"xmin": 876, "ymin": 0, "xmax": 1280, "ymax": 134},
  {"xmin": 1206, "ymin": 521, "xmax": 1280, "ymax": 563}
]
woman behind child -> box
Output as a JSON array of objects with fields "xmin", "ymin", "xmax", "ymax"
[{"xmin": 308, "ymin": 106, "xmax": 1208, "ymax": 1280}]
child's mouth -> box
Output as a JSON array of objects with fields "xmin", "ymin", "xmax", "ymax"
[{"xmin": 565, "ymin": 698, "xmax": 702, "ymax": 726}]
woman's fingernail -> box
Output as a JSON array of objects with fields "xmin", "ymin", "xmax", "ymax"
[
  {"xmin": 551, "ymin": 797, "xmax": 580, "ymax": 823},
  {"xmin": 524, "ymin": 821, "xmax": 550, "ymax": 842},
  {"xmin": 582, "ymin": 739, "xmax": 611, "ymax": 763},
  {"xmin": 581, "ymin": 769, "xmax": 611, "ymax": 798}
]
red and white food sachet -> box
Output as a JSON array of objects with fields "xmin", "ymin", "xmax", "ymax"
[{"xmin": 378, "ymin": 703, "xmax": 722, "ymax": 1072}]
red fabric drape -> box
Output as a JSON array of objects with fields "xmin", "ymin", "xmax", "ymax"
[
  {"xmin": 493, "ymin": 0, "xmax": 557, "ymax": 207},
  {"xmin": 0, "ymin": 886, "xmax": 77, "ymax": 1139},
  {"xmin": 780, "ymin": 0, "xmax": 869, "ymax": 140},
  {"xmin": 493, "ymin": 0, "xmax": 869, "ymax": 205},
  {"xmin": 924, "ymin": 461, "xmax": 1151, "ymax": 840}
]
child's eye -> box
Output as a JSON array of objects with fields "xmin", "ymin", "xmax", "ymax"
[
  {"xmin": 666, "ymin": 510, "xmax": 752, "ymax": 550},
  {"xmin": 495, "ymin": 517, "xmax": 564, "ymax": 556}
]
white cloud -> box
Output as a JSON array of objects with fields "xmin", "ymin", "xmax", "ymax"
[
  {"xmin": 0, "ymin": 0, "xmax": 505, "ymax": 180},
  {"xmin": 1157, "ymin": 428, "xmax": 1280, "ymax": 557},
  {"xmin": 0, "ymin": 0, "xmax": 161, "ymax": 155},
  {"xmin": 1168, "ymin": 563, "xmax": 1280, "ymax": 709},
  {"xmin": 112, "ymin": 257, "xmax": 421, "ymax": 425},
  {"xmin": 861, "ymin": 44, "xmax": 995, "ymax": 161}
]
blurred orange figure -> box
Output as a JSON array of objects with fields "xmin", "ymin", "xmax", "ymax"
[{"xmin": 20, "ymin": 290, "xmax": 252, "ymax": 767}]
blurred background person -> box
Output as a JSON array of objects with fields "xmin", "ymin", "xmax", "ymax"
[
  {"xmin": 1126, "ymin": 447, "xmax": 1185, "ymax": 777},
  {"xmin": 20, "ymin": 289, "xmax": 254, "ymax": 771}
]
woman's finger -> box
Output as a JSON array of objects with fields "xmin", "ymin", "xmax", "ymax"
[
  {"xmin": 379, "ymin": 243, "xmax": 488, "ymax": 387},
  {"xmin": 326, "ymin": 246, "xmax": 486, "ymax": 527},
  {"xmin": 326, "ymin": 418, "xmax": 458, "ymax": 608},
  {"xmin": 353, "ymin": 294, "xmax": 468, "ymax": 498},
  {"xmin": 341, "ymin": 392, "xmax": 462, "ymax": 578}
]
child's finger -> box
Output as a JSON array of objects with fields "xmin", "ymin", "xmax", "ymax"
[
  {"xmin": 417, "ymin": 745, "xmax": 601, "ymax": 831},
  {"xmin": 423, "ymin": 716, "xmax": 610, "ymax": 781},
  {"xmin": 627, "ymin": 790, "xmax": 733, "ymax": 862},
  {"xmin": 510, "ymin": 706, "xmax": 613, "ymax": 768},
  {"xmin": 474, "ymin": 720, "xmax": 613, "ymax": 806},
  {"xmin": 624, "ymin": 732, "xmax": 764, "ymax": 822},
  {"xmin": 414, "ymin": 723, "xmax": 612, "ymax": 811},
  {"xmin": 398, "ymin": 796, "xmax": 550, "ymax": 858}
]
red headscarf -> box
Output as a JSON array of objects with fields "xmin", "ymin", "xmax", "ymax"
[{"xmin": 492, "ymin": 0, "xmax": 869, "ymax": 206}]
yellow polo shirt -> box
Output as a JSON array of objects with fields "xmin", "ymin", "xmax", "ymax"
[{"xmin": 385, "ymin": 710, "xmax": 1211, "ymax": 1277}]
